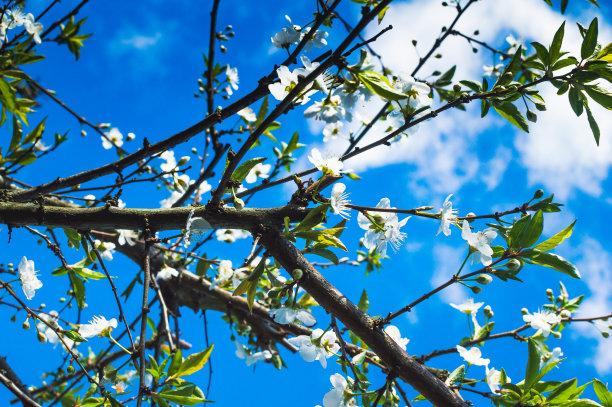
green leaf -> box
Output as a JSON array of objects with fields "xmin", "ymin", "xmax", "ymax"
[
  {"xmin": 174, "ymin": 345, "xmax": 214, "ymax": 378},
  {"xmin": 73, "ymin": 267, "xmax": 106, "ymax": 280},
  {"xmin": 292, "ymin": 205, "xmax": 328, "ymax": 233},
  {"xmin": 494, "ymin": 102, "xmax": 529, "ymax": 132},
  {"xmin": 9, "ymin": 115, "xmax": 23, "ymax": 152},
  {"xmin": 520, "ymin": 210, "xmax": 544, "ymax": 248},
  {"xmin": 0, "ymin": 78, "xmax": 17, "ymax": 113},
  {"xmin": 597, "ymin": 43, "xmax": 612, "ymax": 62},
  {"xmin": 581, "ymin": 18, "xmax": 598, "ymax": 59},
  {"xmin": 552, "ymin": 57, "xmax": 579, "ymax": 71},
  {"xmin": 446, "ymin": 365, "xmax": 466, "ymax": 385},
  {"xmin": 357, "ymin": 71, "xmax": 408, "ymax": 101},
  {"xmin": 594, "ymin": 379, "xmax": 612, "ymax": 407},
  {"xmin": 521, "ymin": 249, "xmax": 581, "ymax": 279},
  {"xmin": 531, "ymin": 41, "xmax": 550, "ymax": 66},
  {"xmin": 459, "ymin": 80, "xmax": 482, "ymax": 92},
  {"xmin": 63, "ymin": 228, "xmax": 81, "ymax": 250},
  {"xmin": 61, "ymin": 330, "xmax": 87, "ymax": 343},
  {"xmin": 23, "ymin": 118, "xmax": 46, "ymax": 145},
  {"xmin": 157, "ymin": 392, "xmax": 211, "ymax": 405},
  {"xmin": 167, "ymin": 350, "xmax": 183, "ymax": 378},
  {"xmin": 525, "ymin": 338, "xmax": 541, "ymax": 390},
  {"xmin": 68, "ymin": 270, "xmax": 86, "ymax": 309},
  {"xmin": 231, "ymin": 157, "xmax": 267, "ymax": 183},
  {"xmin": 196, "ymin": 257, "xmax": 210, "ymax": 277},
  {"xmin": 550, "ymin": 21, "xmax": 566, "ymax": 64},
  {"xmin": 304, "ymin": 247, "xmax": 339, "ymax": 264},
  {"xmin": 584, "ymin": 86, "xmax": 612, "ymax": 110},
  {"xmin": 508, "ymin": 214, "xmax": 532, "ymax": 249},
  {"xmin": 534, "ymin": 219, "xmax": 576, "ymax": 252},
  {"xmin": 585, "ymin": 104, "xmax": 600, "ymax": 145},
  {"xmin": 436, "ymin": 65, "xmax": 456, "ymax": 86},
  {"xmin": 547, "ymin": 378, "xmax": 578, "ymax": 402},
  {"xmin": 496, "ymin": 46, "xmax": 523, "ymax": 86},
  {"xmin": 357, "ymin": 289, "xmax": 369, "ymax": 313},
  {"xmin": 568, "ymin": 88, "xmax": 585, "ymax": 116}
]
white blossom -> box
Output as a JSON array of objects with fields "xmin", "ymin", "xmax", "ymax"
[
  {"xmin": 78, "ymin": 316, "xmax": 117, "ymax": 338},
  {"xmin": 156, "ymin": 266, "xmax": 179, "ymax": 281},
  {"xmin": 330, "ymin": 183, "xmax": 351, "ymax": 219},
  {"xmin": 238, "ymin": 107, "xmax": 257, "ymax": 122},
  {"xmin": 322, "ymin": 122, "xmax": 346, "ymax": 142},
  {"xmin": 523, "ymin": 310, "xmax": 562, "ymax": 337},
  {"xmin": 245, "ymin": 163, "xmax": 271, "ymax": 184},
  {"xmin": 461, "ymin": 220, "xmax": 497, "ymax": 266},
  {"xmin": 357, "ymin": 198, "xmax": 409, "ymax": 256},
  {"xmin": 102, "ymin": 128, "xmax": 123, "ymax": 150},
  {"xmin": 117, "ymin": 229, "xmax": 137, "ymax": 246},
  {"xmin": 271, "ymin": 15, "xmax": 300, "ymax": 49},
  {"xmin": 301, "ymin": 27, "xmax": 328, "ymax": 52},
  {"xmin": 456, "ymin": 345, "xmax": 490, "ymax": 366},
  {"xmin": 322, "ymin": 373, "xmax": 356, "ymax": 407},
  {"xmin": 159, "ymin": 150, "xmax": 177, "ymax": 175},
  {"xmin": 304, "ymin": 95, "xmax": 349, "ymax": 123},
  {"xmin": 215, "ymin": 228, "xmax": 250, "ymax": 243},
  {"xmin": 269, "ymin": 306, "xmax": 316, "ymax": 325},
  {"xmin": 18, "ymin": 256, "xmax": 42, "ymax": 300},
  {"xmin": 94, "ymin": 240, "xmax": 116, "ymax": 261},
  {"xmin": 384, "ymin": 325, "xmax": 409, "ymax": 351},
  {"xmin": 160, "ymin": 190, "xmax": 182, "ymax": 208},
  {"xmin": 226, "ymin": 66, "xmax": 239, "ymax": 95},
  {"xmin": 506, "ymin": 34, "xmax": 525, "ymax": 54},
  {"xmin": 483, "ymin": 64, "xmax": 504, "ymax": 77},
  {"xmin": 23, "ymin": 13, "xmax": 43, "ymax": 44},
  {"xmin": 287, "ymin": 328, "xmax": 340, "ymax": 368},
  {"xmin": 268, "ymin": 56, "xmax": 324, "ymax": 104},
  {"xmin": 84, "ymin": 194, "xmax": 96, "ymax": 206},
  {"xmin": 308, "ymin": 148, "xmax": 344, "ymax": 176},
  {"xmin": 437, "ymin": 194, "xmax": 457, "ymax": 236},
  {"xmin": 485, "ymin": 366, "xmax": 510, "ymax": 393},
  {"xmin": 450, "ymin": 298, "xmax": 484, "ymax": 315},
  {"xmin": 210, "ymin": 260, "xmax": 234, "ymax": 290},
  {"xmin": 541, "ymin": 347, "xmax": 564, "ymax": 368},
  {"xmin": 234, "ymin": 342, "xmax": 272, "ymax": 366}
]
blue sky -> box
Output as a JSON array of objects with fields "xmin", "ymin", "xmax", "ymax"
[{"xmin": 1, "ymin": 0, "xmax": 612, "ymax": 406}]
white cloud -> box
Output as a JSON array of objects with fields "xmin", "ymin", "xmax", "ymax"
[
  {"xmin": 122, "ymin": 32, "xmax": 162, "ymax": 50},
  {"xmin": 430, "ymin": 244, "xmax": 469, "ymax": 304},
  {"xmin": 332, "ymin": 0, "xmax": 612, "ymax": 200},
  {"xmin": 571, "ymin": 237, "xmax": 612, "ymax": 373}
]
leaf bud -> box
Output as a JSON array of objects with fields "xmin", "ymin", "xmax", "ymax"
[
  {"xmin": 10, "ymin": 315, "xmax": 16, "ymax": 322},
  {"xmin": 432, "ymin": 70, "xmax": 441, "ymax": 76},
  {"xmin": 441, "ymin": 2, "xmax": 448, "ymax": 6},
  {"xmin": 533, "ymin": 189, "xmax": 544, "ymax": 199},
  {"xmin": 434, "ymin": 54, "xmax": 442, "ymax": 59},
  {"xmin": 603, "ymin": 331, "xmax": 610, "ymax": 338},
  {"xmin": 292, "ymin": 269, "xmax": 303, "ymax": 280},
  {"xmin": 526, "ymin": 110, "xmax": 537, "ymax": 123},
  {"xmin": 484, "ymin": 305, "xmax": 494, "ymax": 319},
  {"xmin": 521, "ymin": 308, "xmax": 529, "ymax": 315},
  {"xmin": 507, "ymin": 259, "xmax": 521, "ymax": 271},
  {"xmin": 473, "ymin": 30, "xmax": 480, "ymax": 35},
  {"xmin": 272, "ymin": 354, "xmax": 283, "ymax": 370},
  {"xmin": 472, "ymin": 47, "xmax": 478, "ymax": 53},
  {"xmin": 476, "ymin": 274, "xmax": 493, "ymax": 285},
  {"xmin": 412, "ymin": 39, "xmax": 417, "ymax": 46},
  {"xmin": 37, "ymin": 332, "xmax": 47, "ymax": 344},
  {"xmin": 22, "ymin": 320, "xmax": 30, "ymax": 330},
  {"xmin": 535, "ymin": 102, "xmax": 547, "ymax": 111},
  {"xmin": 501, "ymin": 73, "xmax": 514, "ymax": 82},
  {"xmin": 453, "ymin": 84, "xmax": 462, "ymax": 92},
  {"xmin": 470, "ymin": 286, "xmax": 482, "ymax": 294}
]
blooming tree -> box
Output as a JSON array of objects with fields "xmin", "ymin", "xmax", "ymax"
[{"xmin": 0, "ymin": 0, "xmax": 612, "ymax": 406}]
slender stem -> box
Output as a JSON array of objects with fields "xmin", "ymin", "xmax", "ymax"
[{"xmin": 137, "ymin": 236, "xmax": 153, "ymax": 407}]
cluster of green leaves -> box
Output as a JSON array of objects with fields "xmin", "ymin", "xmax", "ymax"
[
  {"xmin": 485, "ymin": 193, "xmax": 579, "ymax": 282},
  {"xmin": 56, "ymin": 16, "xmax": 92, "ymax": 60},
  {"xmin": 496, "ymin": 339, "xmax": 612, "ymax": 407}
]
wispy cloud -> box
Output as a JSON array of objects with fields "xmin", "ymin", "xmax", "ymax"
[{"xmin": 121, "ymin": 32, "xmax": 162, "ymax": 50}]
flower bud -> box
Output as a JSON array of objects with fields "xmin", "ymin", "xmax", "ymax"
[
  {"xmin": 233, "ymin": 197, "xmax": 245, "ymax": 210},
  {"xmin": 81, "ymin": 129, "xmax": 87, "ymax": 137},
  {"xmin": 521, "ymin": 308, "xmax": 529, "ymax": 315},
  {"xmin": 220, "ymin": 45, "xmax": 227, "ymax": 53},
  {"xmin": 476, "ymin": 274, "xmax": 493, "ymax": 285},
  {"xmin": 292, "ymin": 269, "xmax": 303, "ymax": 280},
  {"xmin": 37, "ymin": 332, "xmax": 47, "ymax": 344},
  {"xmin": 535, "ymin": 102, "xmax": 547, "ymax": 111},
  {"xmin": 526, "ymin": 110, "xmax": 537, "ymax": 123},
  {"xmin": 10, "ymin": 315, "xmax": 16, "ymax": 322},
  {"xmin": 484, "ymin": 305, "xmax": 494, "ymax": 319},
  {"xmin": 22, "ymin": 320, "xmax": 30, "ymax": 330},
  {"xmin": 533, "ymin": 189, "xmax": 544, "ymax": 199},
  {"xmin": 552, "ymin": 331, "xmax": 562, "ymax": 339},
  {"xmin": 560, "ymin": 310, "xmax": 571, "ymax": 318},
  {"xmin": 453, "ymin": 84, "xmax": 461, "ymax": 92},
  {"xmin": 191, "ymin": 147, "xmax": 198, "ymax": 155},
  {"xmin": 546, "ymin": 288, "xmax": 553, "ymax": 296},
  {"xmin": 470, "ymin": 286, "xmax": 482, "ymax": 294},
  {"xmin": 506, "ymin": 259, "xmax": 521, "ymax": 271},
  {"xmin": 67, "ymin": 365, "xmax": 75, "ymax": 374},
  {"xmin": 177, "ymin": 156, "xmax": 190, "ymax": 166},
  {"xmin": 126, "ymin": 132, "xmax": 136, "ymax": 141},
  {"xmin": 40, "ymin": 303, "xmax": 46, "ymax": 309},
  {"xmin": 465, "ymin": 213, "xmax": 476, "ymax": 223},
  {"xmin": 556, "ymin": 295, "xmax": 564, "ymax": 303}
]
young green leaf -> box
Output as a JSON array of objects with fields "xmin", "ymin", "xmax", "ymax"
[
  {"xmin": 494, "ymin": 102, "xmax": 529, "ymax": 132},
  {"xmin": 593, "ymin": 379, "xmax": 612, "ymax": 407},
  {"xmin": 231, "ymin": 157, "xmax": 267, "ymax": 183},
  {"xmin": 581, "ymin": 18, "xmax": 599, "ymax": 59},
  {"xmin": 550, "ymin": 21, "xmax": 566, "ymax": 64},
  {"xmin": 357, "ymin": 289, "xmax": 369, "ymax": 313},
  {"xmin": 524, "ymin": 339, "xmax": 541, "ymax": 389},
  {"xmin": 357, "ymin": 71, "xmax": 408, "ymax": 101},
  {"xmin": 174, "ymin": 345, "xmax": 214, "ymax": 378},
  {"xmin": 521, "ymin": 249, "xmax": 581, "ymax": 279},
  {"xmin": 534, "ymin": 219, "xmax": 576, "ymax": 252}
]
